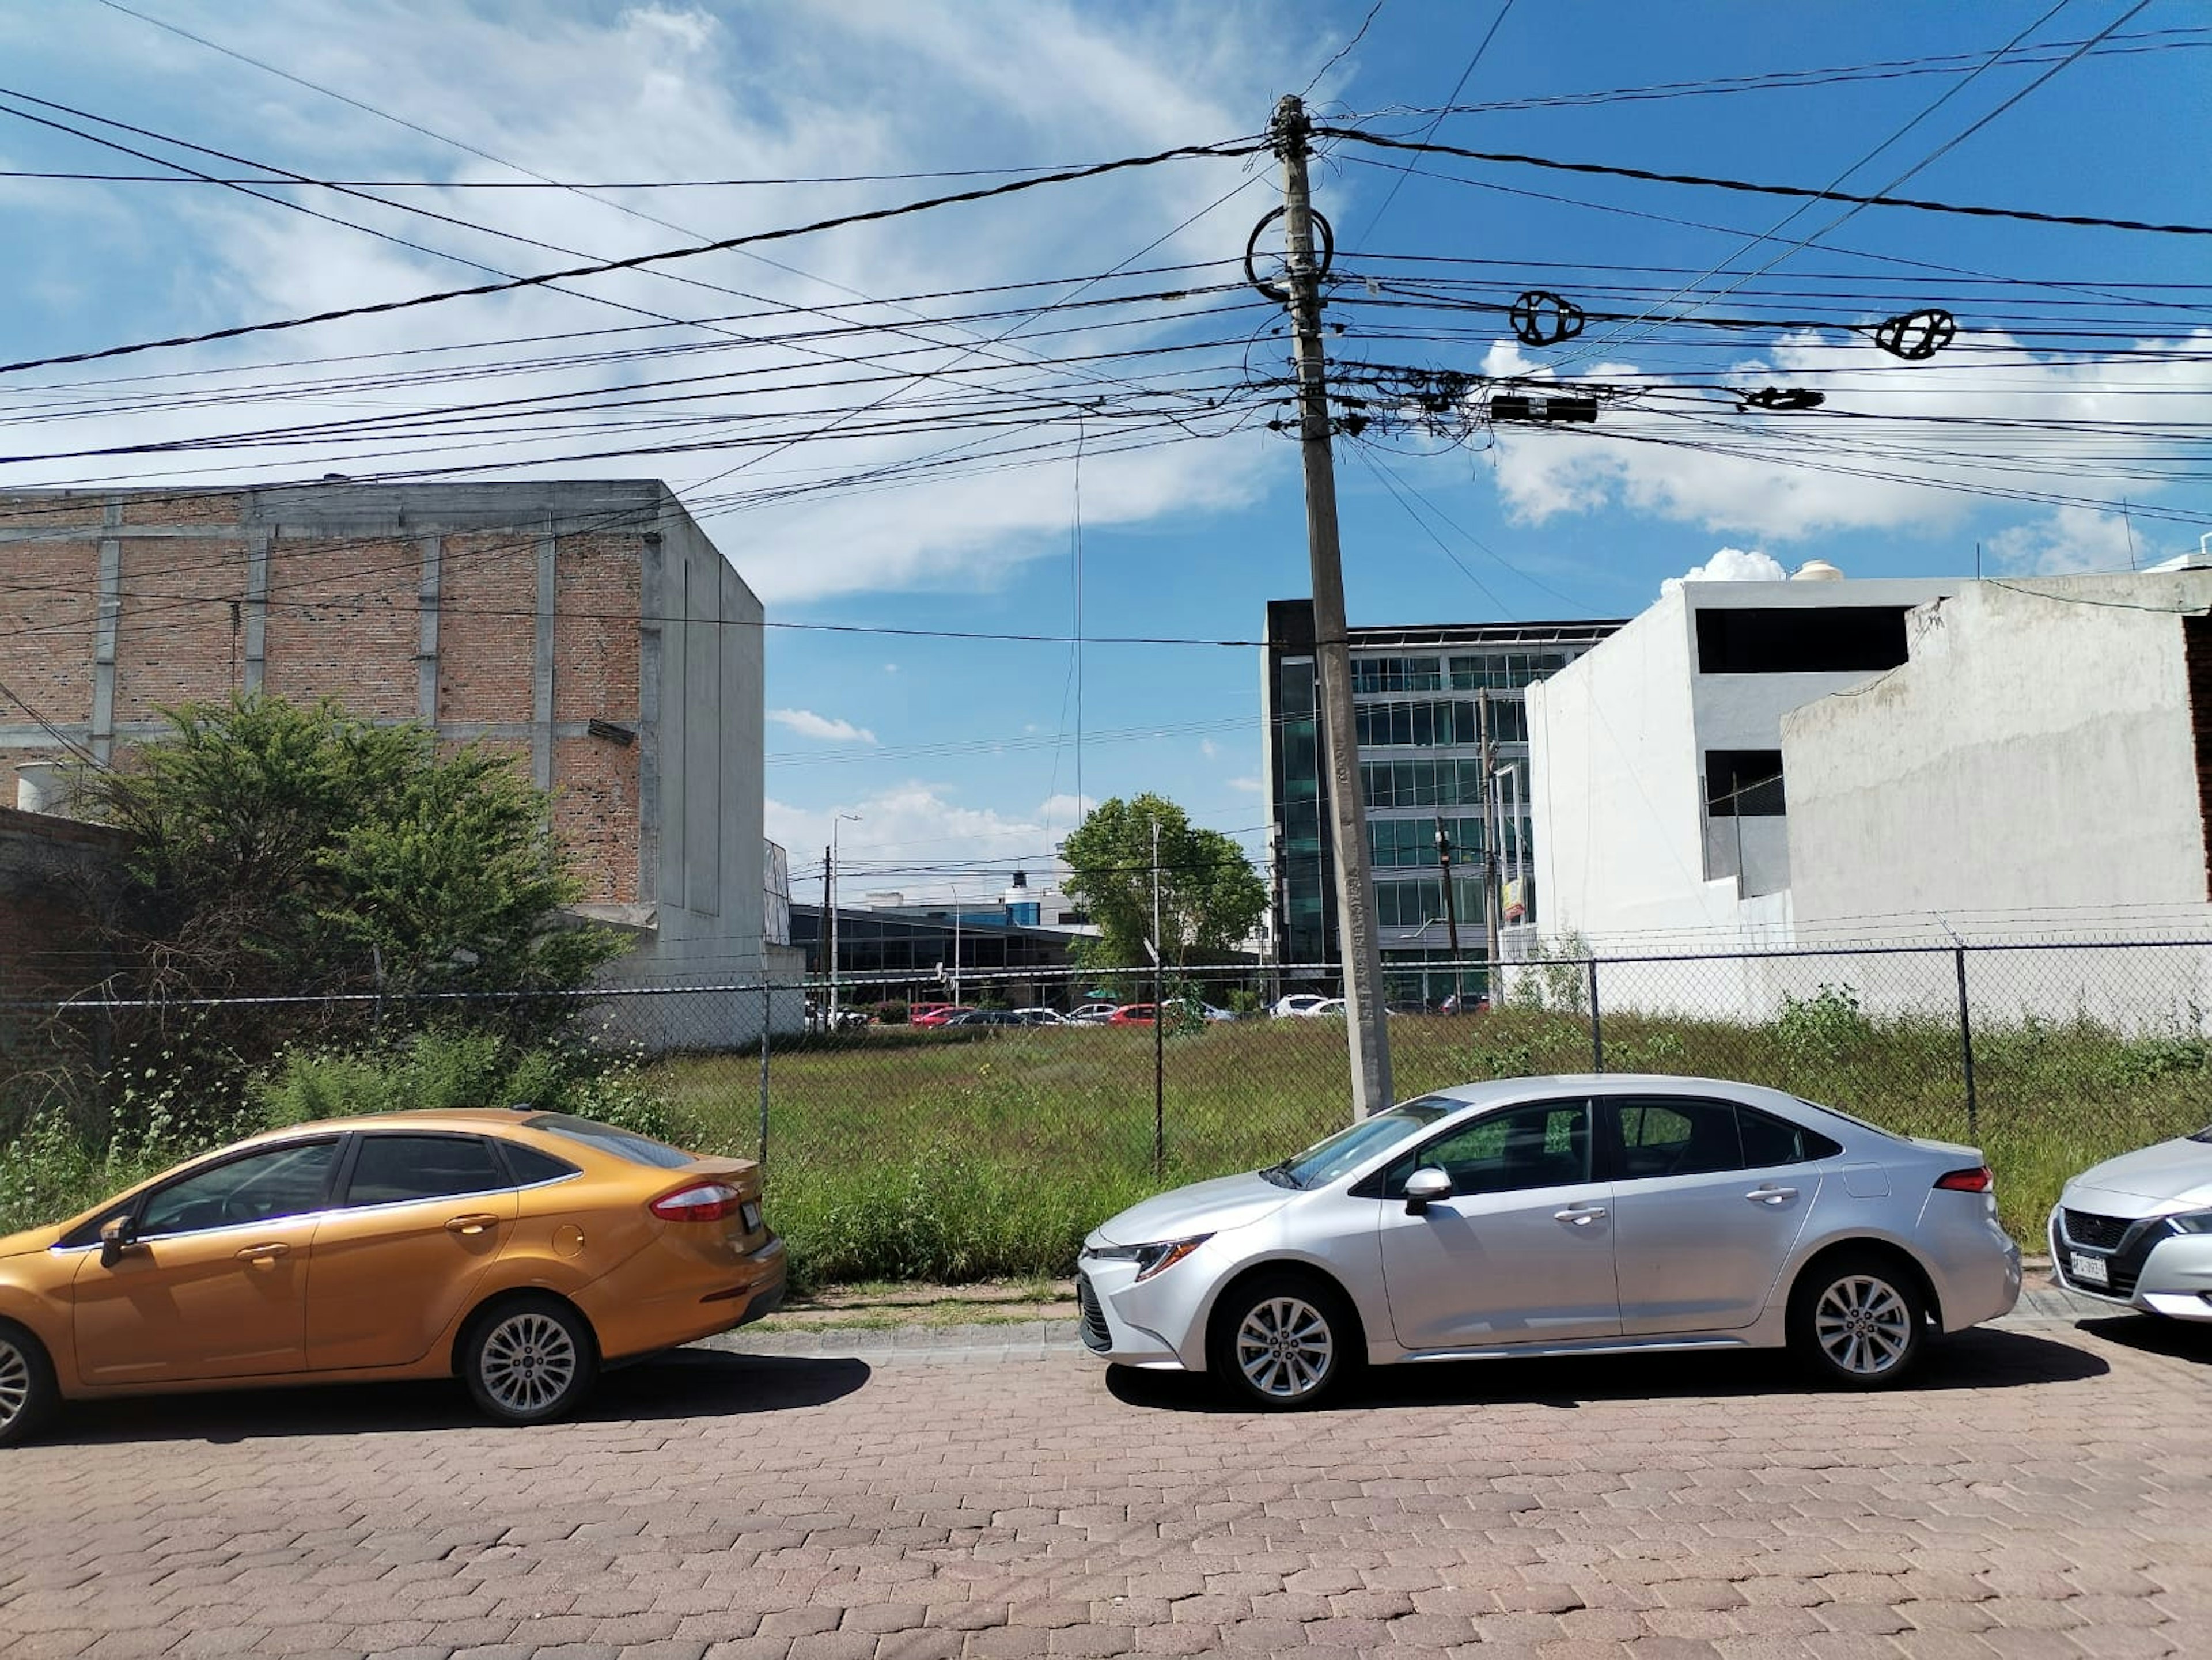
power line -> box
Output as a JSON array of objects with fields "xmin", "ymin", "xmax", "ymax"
[
  {"xmin": 0, "ymin": 138, "xmax": 1266, "ymax": 378},
  {"xmin": 1347, "ymin": 0, "xmax": 1516, "ymax": 245},
  {"xmin": 1313, "ymin": 127, "xmax": 2212, "ymax": 237}
]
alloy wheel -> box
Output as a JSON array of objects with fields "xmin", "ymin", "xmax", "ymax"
[
  {"xmin": 0, "ymin": 1337, "xmax": 27, "ymax": 1433},
  {"xmin": 1813, "ymin": 1274, "xmax": 1912, "ymax": 1377},
  {"xmin": 1233, "ymin": 1294, "xmax": 1335, "ymax": 1400},
  {"xmin": 478, "ymin": 1311, "xmax": 579, "ymax": 1415}
]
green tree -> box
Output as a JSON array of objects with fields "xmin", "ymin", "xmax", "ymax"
[
  {"xmin": 84, "ymin": 693, "xmax": 624, "ymax": 1000},
  {"xmin": 1060, "ymin": 794, "xmax": 1266, "ymax": 969}
]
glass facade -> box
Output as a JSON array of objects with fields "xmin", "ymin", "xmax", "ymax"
[{"xmin": 1264, "ymin": 601, "xmax": 1623, "ymax": 998}]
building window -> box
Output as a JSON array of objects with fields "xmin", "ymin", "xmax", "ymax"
[
  {"xmin": 1706, "ymin": 750, "xmax": 1786, "ymax": 817},
  {"xmin": 1695, "ymin": 607, "xmax": 1910, "ymax": 674},
  {"xmin": 1351, "ymin": 655, "xmax": 1443, "ymax": 694}
]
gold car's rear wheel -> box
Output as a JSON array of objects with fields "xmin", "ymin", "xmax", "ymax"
[
  {"xmin": 462, "ymin": 1297, "xmax": 597, "ymax": 1425},
  {"xmin": 0, "ymin": 1321, "xmax": 58, "ymax": 1449}
]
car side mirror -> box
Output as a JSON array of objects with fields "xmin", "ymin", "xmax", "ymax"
[
  {"xmin": 99, "ymin": 1214, "xmax": 140, "ymax": 1264},
  {"xmin": 1404, "ymin": 1166, "xmax": 1452, "ymax": 1216}
]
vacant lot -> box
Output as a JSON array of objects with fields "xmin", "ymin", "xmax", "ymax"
[{"xmin": 657, "ymin": 1006, "xmax": 2212, "ymax": 1285}]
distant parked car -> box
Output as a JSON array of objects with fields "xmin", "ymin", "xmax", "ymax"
[
  {"xmin": 1108, "ymin": 1004, "xmax": 1159, "ymax": 1027},
  {"xmin": 1070, "ymin": 1002, "xmax": 1122, "ymax": 1025},
  {"xmin": 1271, "ymin": 994, "xmax": 1335, "ymax": 1019},
  {"xmin": 1077, "ymin": 1075, "xmax": 2020, "ymax": 1409},
  {"xmin": 1439, "ymin": 992, "xmax": 1490, "ymax": 1015},
  {"xmin": 1009, "ymin": 1007, "xmax": 1072, "ymax": 1026},
  {"xmin": 2048, "ymin": 1125, "xmax": 2212, "ymax": 1321},
  {"xmin": 1310, "ymin": 998, "xmax": 1347, "ymax": 1018},
  {"xmin": 911, "ymin": 1005, "xmax": 976, "ymax": 1028}
]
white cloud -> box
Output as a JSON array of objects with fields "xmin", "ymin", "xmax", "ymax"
[
  {"xmin": 0, "ymin": 0, "xmax": 1296, "ymax": 607},
  {"xmin": 1984, "ymin": 507, "xmax": 2143, "ymax": 576},
  {"xmin": 1660, "ymin": 547, "xmax": 1787, "ymax": 598},
  {"xmin": 1482, "ymin": 330, "xmax": 2212, "ymax": 543},
  {"xmin": 1199, "ymin": 738, "xmax": 1219, "ymax": 759},
  {"xmin": 767, "ymin": 781, "xmax": 1093, "ymax": 901},
  {"xmin": 1225, "ymin": 774, "xmax": 1262, "ymax": 794},
  {"xmin": 768, "ymin": 708, "xmax": 877, "ymax": 745}
]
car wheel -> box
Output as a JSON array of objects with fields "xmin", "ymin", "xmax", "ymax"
[
  {"xmin": 461, "ymin": 1295, "xmax": 599, "ymax": 1425},
  {"xmin": 1209, "ymin": 1272, "xmax": 1360, "ymax": 1411},
  {"xmin": 0, "ymin": 1320, "xmax": 59, "ymax": 1449},
  {"xmin": 1789, "ymin": 1252, "xmax": 1926, "ymax": 1389}
]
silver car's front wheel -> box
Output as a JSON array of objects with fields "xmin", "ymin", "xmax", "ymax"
[
  {"xmin": 1789, "ymin": 1253, "xmax": 1926, "ymax": 1389},
  {"xmin": 462, "ymin": 1297, "xmax": 597, "ymax": 1424},
  {"xmin": 1210, "ymin": 1273, "xmax": 1360, "ymax": 1410}
]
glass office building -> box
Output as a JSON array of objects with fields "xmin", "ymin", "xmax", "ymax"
[{"xmin": 1262, "ymin": 599, "xmax": 1622, "ymax": 1003}]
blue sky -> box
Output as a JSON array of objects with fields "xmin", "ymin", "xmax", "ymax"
[{"xmin": 2, "ymin": 1, "xmax": 2207, "ymax": 896}]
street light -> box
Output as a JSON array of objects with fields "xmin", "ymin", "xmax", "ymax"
[{"xmin": 829, "ymin": 812, "xmax": 861, "ymax": 1023}]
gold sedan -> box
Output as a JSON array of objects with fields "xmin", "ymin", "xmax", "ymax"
[{"xmin": 0, "ymin": 1108, "xmax": 786, "ymax": 1442}]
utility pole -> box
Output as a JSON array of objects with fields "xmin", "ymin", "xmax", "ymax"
[
  {"xmin": 1268, "ymin": 94, "xmax": 1392, "ymax": 1117},
  {"xmin": 829, "ymin": 812, "xmax": 860, "ymax": 1024},
  {"xmin": 819, "ymin": 846, "xmax": 831, "ymax": 1033},
  {"xmin": 1476, "ymin": 691, "xmax": 1503, "ymax": 992},
  {"xmin": 1434, "ymin": 815, "xmax": 1461, "ymax": 1008}
]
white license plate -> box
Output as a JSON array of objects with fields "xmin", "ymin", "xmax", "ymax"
[
  {"xmin": 2069, "ymin": 1251, "xmax": 2109, "ymax": 1288},
  {"xmin": 740, "ymin": 1201, "xmax": 762, "ymax": 1234}
]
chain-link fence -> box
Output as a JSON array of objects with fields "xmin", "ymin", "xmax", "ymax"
[{"xmin": 7, "ymin": 941, "xmax": 2211, "ymax": 1278}]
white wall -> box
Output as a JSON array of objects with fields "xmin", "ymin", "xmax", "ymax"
[{"xmin": 1785, "ymin": 573, "xmax": 2212, "ymax": 931}]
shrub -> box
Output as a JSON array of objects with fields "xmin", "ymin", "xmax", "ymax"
[{"xmin": 873, "ymin": 1000, "xmax": 911, "ymax": 1025}]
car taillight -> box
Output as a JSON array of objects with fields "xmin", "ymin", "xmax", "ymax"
[
  {"xmin": 1934, "ymin": 1166, "xmax": 1994, "ymax": 1193},
  {"xmin": 650, "ymin": 1181, "xmax": 744, "ymax": 1222}
]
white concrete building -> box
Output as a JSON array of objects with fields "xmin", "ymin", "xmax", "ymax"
[{"xmin": 1525, "ymin": 571, "xmax": 1959, "ymax": 953}]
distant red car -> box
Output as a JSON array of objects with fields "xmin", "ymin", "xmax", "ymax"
[
  {"xmin": 1107, "ymin": 1004, "xmax": 1158, "ymax": 1027},
  {"xmin": 912, "ymin": 1005, "xmax": 975, "ymax": 1028}
]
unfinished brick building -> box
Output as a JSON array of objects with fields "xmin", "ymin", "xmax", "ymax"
[{"xmin": 0, "ymin": 480, "xmax": 773, "ymax": 1000}]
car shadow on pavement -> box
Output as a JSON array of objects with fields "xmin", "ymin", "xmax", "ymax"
[
  {"xmin": 1107, "ymin": 1326, "xmax": 2107, "ymax": 1414},
  {"xmin": 40, "ymin": 1350, "xmax": 870, "ymax": 1447},
  {"xmin": 2074, "ymin": 1313, "xmax": 2212, "ymax": 1366}
]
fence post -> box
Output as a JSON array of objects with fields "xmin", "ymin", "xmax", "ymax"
[
  {"xmin": 1953, "ymin": 946, "xmax": 1978, "ymax": 1140},
  {"xmin": 1588, "ymin": 957, "xmax": 1604, "ymax": 1072},
  {"xmin": 1153, "ymin": 968, "xmax": 1166, "ymax": 1179},
  {"xmin": 757, "ymin": 981, "xmax": 772, "ymax": 1168}
]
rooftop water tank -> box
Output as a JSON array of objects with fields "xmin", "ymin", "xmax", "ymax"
[{"xmin": 1792, "ymin": 559, "xmax": 1845, "ymax": 581}]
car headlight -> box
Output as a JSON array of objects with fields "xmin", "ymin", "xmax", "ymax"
[
  {"xmin": 2166, "ymin": 1210, "xmax": 2212, "ymax": 1234},
  {"xmin": 1092, "ymin": 1234, "xmax": 1213, "ymax": 1282}
]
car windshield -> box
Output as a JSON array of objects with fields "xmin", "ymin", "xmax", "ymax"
[
  {"xmin": 524, "ymin": 1112, "xmax": 695, "ymax": 1169},
  {"xmin": 1260, "ymin": 1097, "xmax": 1459, "ymax": 1189},
  {"xmin": 2192, "ymin": 1123, "xmax": 2212, "ymax": 1144}
]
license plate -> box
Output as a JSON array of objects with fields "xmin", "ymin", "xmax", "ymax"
[
  {"xmin": 740, "ymin": 1201, "xmax": 762, "ymax": 1234},
  {"xmin": 2069, "ymin": 1251, "xmax": 2109, "ymax": 1288}
]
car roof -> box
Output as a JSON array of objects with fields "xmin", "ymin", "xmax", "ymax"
[
  {"xmin": 1408, "ymin": 1074, "xmax": 1848, "ymax": 1119},
  {"xmin": 243, "ymin": 1106, "xmax": 541, "ymax": 1142}
]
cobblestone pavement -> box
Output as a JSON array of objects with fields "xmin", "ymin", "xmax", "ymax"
[{"xmin": 2, "ymin": 1287, "xmax": 2206, "ymax": 1660}]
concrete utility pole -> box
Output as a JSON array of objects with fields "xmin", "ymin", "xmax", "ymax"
[
  {"xmin": 1476, "ymin": 691, "xmax": 1503, "ymax": 987},
  {"xmin": 1270, "ymin": 94, "xmax": 1392, "ymax": 1117},
  {"xmin": 829, "ymin": 812, "xmax": 860, "ymax": 1022},
  {"xmin": 1434, "ymin": 815, "xmax": 1462, "ymax": 1007}
]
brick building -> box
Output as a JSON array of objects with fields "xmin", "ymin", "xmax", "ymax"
[{"xmin": 0, "ymin": 480, "xmax": 782, "ymax": 1005}]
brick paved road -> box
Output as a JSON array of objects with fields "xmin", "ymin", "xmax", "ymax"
[{"xmin": 2, "ymin": 1294, "xmax": 2206, "ymax": 1660}]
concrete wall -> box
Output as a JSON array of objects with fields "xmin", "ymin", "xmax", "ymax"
[
  {"xmin": 1784, "ymin": 573, "xmax": 2212, "ymax": 931},
  {"xmin": 1527, "ymin": 577, "xmax": 1959, "ymax": 953}
]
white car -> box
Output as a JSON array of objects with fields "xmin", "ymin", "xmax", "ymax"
[
  {"xmin": 1069, "ymin": 1002, "xmax": 1121, "ymax": 1025},
  {"xmin": 1078, "ymin": 1074, "xmax": 2021, "ymax": 1408},
  {"xmin": 2048, "ymin": 1125, "xmax": 2212, "ymax": 1320},
  {"xmin": 1009, "ymin": 1007, "xmax": 1072, "ymax": 1026},
  {"xmin": 1271, "ymin": 994, "xmax": 1335, "ymax": 1018}
]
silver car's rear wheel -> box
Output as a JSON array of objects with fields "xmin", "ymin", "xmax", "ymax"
[
  {"xmin": 1789, "ymin": 1253, "xmax": 1926, "ymax": 1389},
  {"xmin": 0, "ymin": 1322, "xmax": 58, "ymax": 1448},
  {"xmin": 462, "ymin": 1297, "xmax": 597, "ymax": 1424},
  {"xmin": 1209, "ymin": 1272, "xmax": 1360, "ymax": 1410}
]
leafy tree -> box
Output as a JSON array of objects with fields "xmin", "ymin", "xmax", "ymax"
[
  {"xmin": 82, "ymin": 694, "xmax": 624, "ymax": 1002},
  {"xmin": 1060, "ymin": 794, "xmax": 1266, "ymax": 969}
]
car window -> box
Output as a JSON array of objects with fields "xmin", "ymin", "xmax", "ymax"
[
  {"xmin": 1612, "ymin": 1097, "xmax": 1744, "ymax": 1179},
  {"xmin": 344, "ymin": 1134, "xmax": 510, "ymax": 1206},
  {"xmin": 500, "ymin": 1142, "xmax": 582, "ymax": 1186},
  {"xmin": 1740, "ymin": 1107, "xmax": 1842, "ymax": 1166},
  {"xmin": 138, "ymin": 1139, "xmax": 341, "ymax": 1237},
  {"xmin": 1385, "ymin": 1101, "xmax": 1591, "ymax": 1197},
  {"xmin": 1271, "ymin": 1097, "xmax": 1457, "ymax": 1188},
  {"xmin": 523, "ymin": 1112, "xmax": 695, "ymax": 1169}
]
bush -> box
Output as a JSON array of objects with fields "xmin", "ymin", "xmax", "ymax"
[{"xmin": 873, "ymin": 1000, "xmax": 910, "ymax": 1025}]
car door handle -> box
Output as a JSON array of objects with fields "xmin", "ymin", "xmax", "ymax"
[
  {"xmin": 1746, "ymin": 1185, "xmax": 1798, "ymax": 1204},
  {"xmin": 1554, "ymin": 1205, "xmax": 1608, "ymax": 1225},
  {"xmin": 234, "ymin": 1242, "xmax": 290, "ymax": 1263},
  {"xmin": 445, "ymin": 1214, "xmax": 501, "ymax": 1235}
]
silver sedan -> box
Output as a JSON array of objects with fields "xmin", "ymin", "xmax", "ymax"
[
  {"xmin": 2048, "ymin": 1125, "xmax": 2212, "ymax": 1320},
  {"xmin": 1077, "ymin": 1075, "xmax": 2021, "ymax": 1408}
]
